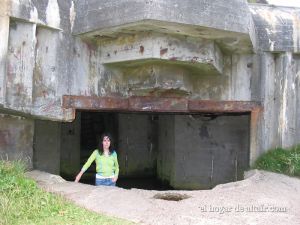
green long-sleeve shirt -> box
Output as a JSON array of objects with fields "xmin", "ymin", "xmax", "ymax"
[{"xmin": 81, "ymin": 150, "xmax": 119, "ymax": 177}]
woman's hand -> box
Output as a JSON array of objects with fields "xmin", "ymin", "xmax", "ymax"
[
  {"xmin": 75, "ymin": 171, "xmax": 83, "ymax": 183},
  {"xmin": 112, "ymin": 176, "xmax": 118, "ymax": 183}
]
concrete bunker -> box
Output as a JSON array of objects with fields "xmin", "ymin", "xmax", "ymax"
[
  {"xmin": 32, "ymin": 96, "xmax": 258, "ymax": 190},
  {"xmin": 2, "ymin": 0, "xmax": 281, "ymax": 191}
]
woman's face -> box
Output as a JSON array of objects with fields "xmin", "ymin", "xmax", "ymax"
[{"xmin": 102, "ymin": 136, "xmax": 111, "ymax": 150}]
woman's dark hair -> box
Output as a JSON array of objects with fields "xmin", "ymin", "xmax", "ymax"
[{"xmin": 98, "ymin": 133, "xmax": 114, "ymax": 155}]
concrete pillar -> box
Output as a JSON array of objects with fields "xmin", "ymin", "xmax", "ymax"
[
  {"xmin": 261, "ymin": 52, "xmax": 297, "ymax": 151},
  {"xmin": 170, "ymin": 114, "xmax": 249, "ymax": 190},
  {"xmin": 260, "ymin": 53, "xmax": 280, "ymax": 151},
  {"xmin": 33, "ymin": 120, "xmax": 61, "ymax": 174},
  {"xmin": 6, "ymin": 20, "xmax": 36, "ymax": 111},
  {"xmin": 118, "ymin": 114, "xmax": 157, "ymax": 177},
  {"xmin": 0, "ymin": 0, "xmax": 9, "ymax": 105},
  {"xmin": 157, "ymin": 115, "xmax": 175, "ymax": 184},
  {"xmin": 230, "ymin": 54, "xmax": 253, "ymax": 100},
  {"xmin": 32, "ymin": 27, "xmax": 60, "ymax": 110},
  {"xmin": 60, "ymin": 112, "xmax": 81, "ymax": 178},
  {"xmin": 278, "ymin": 53, "xmax": 296, "ymax": 148},
  {"xmin": 294, "ymin": 55, "xmax": 300, "ymax": 144}
]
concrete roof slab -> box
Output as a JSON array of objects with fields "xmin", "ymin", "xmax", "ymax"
[{"xmin": 74, "ymin": 0, "xmax": 256, "ymax": 53}]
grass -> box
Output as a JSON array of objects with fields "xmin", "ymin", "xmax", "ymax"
[
  {"xmin": 253, "ymin": 145, "xmax": 300, "ymax": 177},
  {"xmin": 0, "ymin": 160, "xmax": 134, "ymax": 225}
]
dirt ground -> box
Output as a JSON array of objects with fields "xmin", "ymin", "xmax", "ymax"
[{"xmin": 26, "ymin": 170, "xmax": 300, "ymax": 225}]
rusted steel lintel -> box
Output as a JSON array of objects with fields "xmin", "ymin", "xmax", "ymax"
[
  {"xmin": 63, "ymin": 95, "xmax": 128, "ymax": 110},
  {"xmin": 63, "ymin": 95, "xmax": 188, "ymax": 112},
  {"xmin": 63, "ymin": 95, "xmax": 261, "ymax": 112},
  {"xmin": 129, "ymin": 96, "xmax": 188, "ymax": 112},
  {"xmin": 188, "ymin": 100, "xmax": 261, "ymax": 112}
]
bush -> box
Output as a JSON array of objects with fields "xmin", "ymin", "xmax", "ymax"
[{"xmin": 253, "ymin": 145, "xmax": 300, "ymax": 177}]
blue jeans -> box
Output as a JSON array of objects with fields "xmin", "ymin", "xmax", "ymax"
[{"xmin": 95, "ymin": 178, "xmax": 116, "ymax": 186}]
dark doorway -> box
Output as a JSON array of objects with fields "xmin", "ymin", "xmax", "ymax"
[
  {"xmin": 77, "ymin": 111, "xmax": 250, "ymax": 190},
  {"xmin": 79, "ymin": 112, "xmax": 118, "ymax": 185}
]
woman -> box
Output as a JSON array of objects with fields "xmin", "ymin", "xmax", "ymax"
[{"xmin": 75, "ymin": 133, "xmax": 119, "ymax": 186}]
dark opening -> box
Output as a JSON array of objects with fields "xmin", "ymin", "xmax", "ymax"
[
  {"xmin": 153, "ymin": 193, "xmax": 191, "ymax": 201},
  {"xmin": 71, "ymin": 111, "xmax": 250, "ymax": 190}
]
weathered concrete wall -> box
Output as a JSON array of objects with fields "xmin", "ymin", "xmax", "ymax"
[
  {"xmin": 32, "ymin": 27, "xmax": 61, "ymax": 117},
  {"xmin": 294, "ymin": 55, "xmax": 300, "ymax": 145},
  {"xmin": 118, "ymin": 114, "xmax": 157, "ymax": 177},
  {"xmin": 69, "ymin": 38, "xmax": 97, "ymax": 96},
  {"xmin": 0, "ymin": 113, "xmax": 33, "ymax": 168},
  {"xmin": 0, "ymin": 1, "xmax": 9, "ymax": 106},
  {"xmin": 67, "ymin": 48, "xmax": 258, "ymax": 101},
  {"xmin": 172, "ymin": 114, "xmax": 250, "ymax": 189},
  {"xmin": 6, "ymin": 20, "xmax": 35, "ymax": 112},
  {"xmin": 250, "ymin": 4, "xmax": 300, "ymax": 52},
  {"xmin": 157, "ymin": 115, "xmax": 175, "ymax": 183},
  {"xmin": 60, "ymin": 112, "xmax": 81, "ymax": 178},
  {"xmin": 259, "ymin": 52, "xmax": 300, "ymax": 150},
  {"xmin": 0, "ymin": 0, "xmax": 257, "ymax": 119},
  {"xmin": 0, "ymin": 0, "xmax": 74, "ymax": 120},
  {"xmin": 33, "ymin": 120, "xmax": 61, "ymax": 174},
  {"xmin": 66, "ymin": 0, "xmax": 256, "ymax": 102}
]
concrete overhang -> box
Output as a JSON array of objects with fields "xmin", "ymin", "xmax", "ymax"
[
  {"xmin": 74, "ymin": 0, "xmax": 257, "ymax": 53},
  {"xmin": 100, "ymin": 34, "xmax": 223, "ymax": 75},
  {"xmin": 3, "ymin": 0, "xmax": 64, "ymax": 31}
]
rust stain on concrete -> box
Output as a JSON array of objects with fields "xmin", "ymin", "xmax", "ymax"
[
  {"xmin": 160, "ymin": 48, "xmax": 168, "ymax": 56},
  {"xmin": 139, "ymin": 45, "xmax": 144, "ymax": 54},
  {"xmin": 0, "ymin": 130, "xmax": 10, "ymax": 147}
]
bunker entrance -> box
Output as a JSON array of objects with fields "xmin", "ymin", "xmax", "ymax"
[{"xmin": 70, "ymin": 111, "xmax": 250, "ymax": 190}]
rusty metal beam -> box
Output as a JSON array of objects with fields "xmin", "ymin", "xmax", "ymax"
[
  {"xmin": 188, "ymin": 100, "xmax": 261, "ymax": 112},
  {"xmin": 128, "ymin": 96, "xmax": 188, "ymax": 112},
  {"xmin": 249, "ymin": 107, "xmax": 262, "ymax": 165},
  {"xmin": 63, "ymin": 95, "xmax": 128, "ymax": 110},
  {"xmin": 63, "ymin": 95, "xmax": 262, "ymax": 113}
]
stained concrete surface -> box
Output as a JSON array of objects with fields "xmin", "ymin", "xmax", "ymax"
[
  {"xmin": 26, "ymin": 170, "xmax": 300, "ymax": 225},
  {"xmin": 33, "ymin": 120, "xmax": 61, "ymax": 174},
  {"xmin": 0, "ymin": 113, "xmax": 33, "ymax": 168}
]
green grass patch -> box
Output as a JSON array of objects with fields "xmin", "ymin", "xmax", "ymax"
[
  {"xmin": 253, "ymin": 145, "xmax": 300, "ymax": 177},
  {"xmin": 0, "ymin": 160, "xmax": 134, "ymax": 225}
]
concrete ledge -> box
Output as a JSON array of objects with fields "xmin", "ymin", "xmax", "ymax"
[
  {"xmin": 74, "ymin": 0, "xmax": 251, "ymax": 35},
  {"xmin": 100, "ymin": 34, "xmax": 223, "ymax": 75}
]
